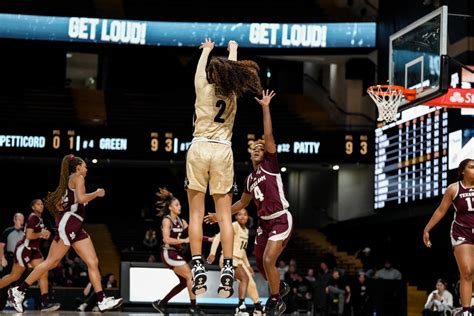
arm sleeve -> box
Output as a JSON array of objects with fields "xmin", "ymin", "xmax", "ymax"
[
  {"xmin": 209, "ymin": 233, "xmax": 221, "ymax": 255},
  {"xmin": 194, "ymin": 47, "xmax": 212, "ymax": 90},
  {"xmin": 0, "ymin": 227, "xmax": 12, "ymax": 245},
  {"xmin": 444, "ymin": 292, "xmax": 453, "ymax": 307},
  {"xmin": 424, "ymin": 293, "xmax": 434, "ymax": 309}
]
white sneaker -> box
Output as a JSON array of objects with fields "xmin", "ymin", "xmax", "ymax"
[
  {"xmin": 77, "ymin": 302, "xmax": 87, "ymax": 311},
  {"xmin": 7, "ymin": 286, "xmax": 25, "ymax": 313},
  {"xmin": 235, "ymin": 303, "xmax": 249, "ymax": 316},
  {"xmin": 97, "ymin": 296, "xmax": 124, "ymax": 312}
]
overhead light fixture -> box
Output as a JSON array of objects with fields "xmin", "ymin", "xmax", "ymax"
[
  {"xmin": 281, "ymin": 167, "xmax": 287, "ymax": 172},
  {"xmin": 332, "ymin": 165, "xmax": 340, "ymax": 170}
]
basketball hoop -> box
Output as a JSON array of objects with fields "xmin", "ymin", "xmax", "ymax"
[{"xmin": 367, "ymin": 85, "xmax": 416, "ymax": 123}]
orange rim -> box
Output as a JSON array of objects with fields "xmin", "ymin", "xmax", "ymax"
[{"xmin": 368, "ymin": 85, "xmax": 417, "ymax": 101}]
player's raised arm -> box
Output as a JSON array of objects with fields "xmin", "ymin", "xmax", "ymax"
[
  {"xmin": 195, "ymin": 38, "xmax": 214, "ymax": 90},
  {"xmin": 227, "ymin": 40, "xmax": 238, "ymax": 61},
  {"xmin": 255, "ymin": 90, "xmax": 277, "ymax": 154}
]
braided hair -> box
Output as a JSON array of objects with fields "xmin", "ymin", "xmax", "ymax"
[{"xmin": 44, "ymin": 154, "xmax": 83, "ymax": 219}]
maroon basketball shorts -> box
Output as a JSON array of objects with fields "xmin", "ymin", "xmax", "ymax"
[
  {"xmin": 161, "ymin": 247, "xmax": 187, "ymax": 268},
  {"xmin": 451, "ymin": 221, "xmax": 474, "ymax": 247},
  {"xmin": 255, "ymin": 210, "xmax": 293, "ymax": 249},
  {"xmin": 14, "ymin": 243, "xmax": 43, "ymax": 268},
  {"xmin": 54, "ymin": 212, "xmax": 89, "ymax": 246}
]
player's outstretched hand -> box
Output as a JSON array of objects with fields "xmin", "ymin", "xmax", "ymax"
[
  {"xmin": 228, "ymin": 40, "xmax": 238, "ymax": 51},
  {"xmin": 255, "ymin": 89, "xmax": 276, "ymax": 107},
  {"xmin": 200, "ymin": 38, "xmax": 215, "ymax": 50},
  {"xmin": 204, "ymin": 212, "xmax": 218, "ymax": 225}
]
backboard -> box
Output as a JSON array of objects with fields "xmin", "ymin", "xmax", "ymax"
[{"xmin": 389, "ymin": 5, "xmax": 449, "ymax": 111}]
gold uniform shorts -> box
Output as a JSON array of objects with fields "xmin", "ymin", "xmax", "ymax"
[{"xmin": 186, "ymin": 141, "xmax": 234, "ymax": 195}]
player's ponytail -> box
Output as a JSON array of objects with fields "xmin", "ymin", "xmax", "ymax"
[
  {"xmin": 156, "ymin": 187, "xmax": 177, "ymax": 217},
  {"xmin": 45, "ymin": 154, "xmax": 83, "ymax": 219},
  {"xmin": 457, "ymin": 158, "xmax": 474, "ymax": 181}
]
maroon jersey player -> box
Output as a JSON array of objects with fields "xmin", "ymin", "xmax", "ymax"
[
  {"xmin": 206, "ymin": 90, "xmax": 292, "ymax": 315},
  {"xmin": 424, "ymin": 158, "xmax": 474, "ymax": 315},
  {"xmin": 0, "ymin": 199, "xmax": 60, "ymax": 311},
  {"xmin": 8, "ymin": 155, "xmax": 123, "ymax": 313},
  {"xmin": 152, "ymin": 188, "xmax": 206, "ymax": 315}
]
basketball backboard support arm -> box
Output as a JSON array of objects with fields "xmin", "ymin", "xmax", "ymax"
[{"xmin": 446, "ymin": 55, "xmax": 474, "ymax": 74}]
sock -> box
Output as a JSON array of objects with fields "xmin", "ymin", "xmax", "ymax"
[
  {"xmin": 254, "ymin": 301, "xmax": 263, "ymax": 310},
  {"xmin": 239, "ymin": 298, "xmax": 245, "ymax": 306},
  {"xmin": 270, "ymin": 293, "xmax": 280, "ymax": 301},
  {"xmin": 223, "ymin": 257, "xmax": 233, "ymax": 267},
  {"xmin": 463, "ymin": 307, "xmax": 470, "ymax": 311},
  {"xmin": 96, "ymin": 291, "xmax": 105, "ymax": 303},
  {"xmin": 41, "ymin": 293, "xmax": 48, "ymax": 306},
  {"xmin": 192, "ymin": 255, "xmax": 203, "ymax": 264},
  {"xmin": 18, "ymin": 282, "xmax": 30, "ymax": 293},
  {"xmin": 190, "ymin": 299, "xmax": 197, "ymax": 308}
]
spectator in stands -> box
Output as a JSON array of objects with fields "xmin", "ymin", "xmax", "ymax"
[
  {"xmin": 352, "ymin": 271, "xmax": 372, "ymax": 316},
  {"xmin": 315, "ymin": 261, "xmax": 332, "ymax": 315},
  {"xmin": 423, "ymin": 279, "xmax": 453, "ymax": 316},
  {"xmin": 277, "ymin": 260, "xmax": 289, "ymax": 281},
  {"xmin": 142, "ymin": 228, "xmax": 158, "ymax": 251},
  {"xmin": 374, "ymin": 259, "xmax": 402, "ymax": 280},
  {"xmin": 147, "ymin": 254, "xmax": 157, "ymax": 263},
  {"xmin": 104, "ymin": 273, "xmax": 117, "ymax": 289},
  {"xmin": 305, "ymin": 268, "xmax": 316, "ymax": 284},
  {"xmin": 326, "ymin": 269, "xmax": 351, "ymax": 316},
  {"xmin": 284, "ymin": 264, "xmax": 301, "ymax": 313},
  {"xmin": 322, "ymin": 246, "xmax": 338, "ymax": 270},
  {"xmin": 355, "ymin": 246, "xmax": 375, "ymax": 277}
]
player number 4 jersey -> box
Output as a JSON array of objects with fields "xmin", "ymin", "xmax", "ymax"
[{"xmin": 245, "ymin": 152, "xmax": 289, "ymax": 218}]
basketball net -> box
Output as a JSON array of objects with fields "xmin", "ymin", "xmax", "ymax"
[{"xmin": 367, "ymin": 85, "xmax": 414, "ymax": 123}]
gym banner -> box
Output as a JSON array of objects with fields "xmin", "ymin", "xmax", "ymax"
[
  {"xmin": 425, "ymin": 88, "xmax": 474, "ymax": 108},
  {"xmin": 0, "ymin": 13, "xmax": 376, "ymax": 49}
]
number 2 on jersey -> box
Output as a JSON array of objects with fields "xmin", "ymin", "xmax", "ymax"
[
  {"xmin": 214, "ymin": 100, "xmax": 226, "ymax": 123},
  {"xmin": 253, "ymin": 186, "xmax": 264, "ymax": 202}
]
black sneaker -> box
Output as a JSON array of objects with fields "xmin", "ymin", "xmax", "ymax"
[
  {"xmin": 279, "ymin": 281, "xmax": 290, "ymax": 298},
  {"xmin": 191, "ymin": 260, "xmax": 207, "ymax": 295},
  {"xmin": 265, "ymin": 298, "xmax": 286, "ymax": 316},
  {"xmin": 152, "ymin": 299, "xmax": 167, "ymax": 314},
  {"xmin": 218, "ymin": 264, "xmax": 234, "ymax": 298},
  {"xmin": 40, "ymin": 302, "xmax": 61, "ymax": 312},
  {"xmin": 189, "ymin": 305, "xmax": 205, "ymax": 315}
]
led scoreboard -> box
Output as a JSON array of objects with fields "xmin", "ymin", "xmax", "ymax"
[
  {"xmin": 374, "ymin": 106, "xmax": 449, "ymax": 209},
  {"xmin": 0, "ymin": 128, "xmax": 373, "ymax": 164}
]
